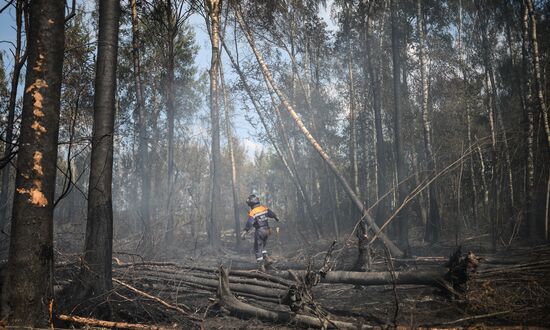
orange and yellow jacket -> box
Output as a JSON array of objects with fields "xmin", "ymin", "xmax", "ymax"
[{"xmin": 245, "ymin": 205, "xmax": 278, "ymax": 231}]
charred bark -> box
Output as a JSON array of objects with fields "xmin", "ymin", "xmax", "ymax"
[
  {"xmin": 392, "ymin": 0, "xmax": 409, "ymax": 245},
  {"xmin": 1, "ymin": 0, "xmax": 65, "ymax": 326},
  {"xmin": 80, "ymin": 0, "xmax": 120, "ymax": 301},
  {"xmin": 521, "ymin": 1, "xmax": 535, "ymax": 239},
  {"xmin": 271, "ymin": 269, "xmax": 444, "ymax": 287}
]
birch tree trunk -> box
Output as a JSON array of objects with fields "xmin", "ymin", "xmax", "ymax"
[
  {"xmin": 526, "ymin": 0, "xmax": 550, "ymax": 241},
  {"xmin": 219, "ymin": 60, "xmax": 240, "ymax": 248},
  {"xmin": 525, "ymin": 0, "xmax": 550, "ymax": 151},
  {"xmin": 484, "ymin": 71, "xmax": 500, "ymax": 249},
  {"xmin": 1, "ymin": 0, "xmax": 65, "ymax": 325},
  {"xmin": 480, "ymin": 12, "xmax": 515, "ymax": 211},
  {"xmin": 206, "ymin": 0, "xmax": 222, "ymax": 249},
  {"xmin": 233, "ymin": 3, "xmax": 404, "ymax": 257}
]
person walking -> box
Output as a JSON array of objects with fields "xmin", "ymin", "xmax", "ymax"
[{"xmin": 241, "ymin": 194, "xmax": 279, "ymax": 271}]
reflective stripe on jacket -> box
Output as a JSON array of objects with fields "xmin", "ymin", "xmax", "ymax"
[{"xmin": 245, "ymin": 205, "xmax": 277, "ymax": 231}]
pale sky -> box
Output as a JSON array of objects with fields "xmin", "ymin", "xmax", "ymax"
[{"xmin": 0, "ymin": 0, "xmax": 336, "ymax": 159}]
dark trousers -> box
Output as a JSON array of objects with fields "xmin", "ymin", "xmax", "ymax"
[{"xmin": 254, "ymin": 227, "xmax": 270, "ymax": 260}]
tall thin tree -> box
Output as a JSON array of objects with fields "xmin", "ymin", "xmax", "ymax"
[
  {"xmin": 392, "ymin": 0, "xmax": 409, "ymax": 245},
  {"xmin": 206, "ymin": 0, "xmax": 222, "ymax": 248},
  {"xmin": 0, "ymin": 0, "xmax": 26, "ymax": 231},
  {"xmin": 219, "ymin": 59, "xmax": 240, "ymax": 248},
  {"xmin": 416, "ymin": 0, "xmax": 439, "ymax": 243},
  {"xmin": 130, "ymin": 0, "xmax": 152, "ymax": 253},
  {"xmin": 521, "ymin": 0, "xmax": 535, "ymax": 239},
  {"xmin": 80, "ymin": 0, "xmax": 120, "ymax": 299}
]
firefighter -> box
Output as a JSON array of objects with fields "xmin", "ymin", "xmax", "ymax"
[{"xmin": 240, "ymin": 194, "xmax": 279, "ymax": 271}]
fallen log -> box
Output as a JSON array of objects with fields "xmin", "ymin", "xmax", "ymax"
[
  {"xmin": 114, "ymin": 270, "xmax": 287, "ymax": 301},
  {"xmin": 135, "ymin": 268, "xmax": 289, "ymax": 290},
  {"xmin": 114, "ymin": 261, "xmax": 295, "ymax": 287},
  {"xmin": 57, "ymin": 314, "xmax": 174, "ymax": 329},
  {"xmin": 217, "ymin": 266, "xmax": 373, "ymax": 329},
  {"xmin": 270, "ymin": 269, "xmax": 445, "ymax": 287}
]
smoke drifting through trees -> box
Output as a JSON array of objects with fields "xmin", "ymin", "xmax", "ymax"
[{"xmin": 0, "ymin": 0, "xmax": 548, "ymax": 327}]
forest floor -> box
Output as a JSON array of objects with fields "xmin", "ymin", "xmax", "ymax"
[{"xmin": 51, "ymin": 227, "xmax": 550, "ymax": 329}]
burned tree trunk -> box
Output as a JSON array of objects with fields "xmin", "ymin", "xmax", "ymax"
[
  {"xmin": 1, "ymin": 0, "xmax": 65, "ymax": 326},
  {"xmin": 458, "ymin": 0, "xmax": 479, "ymax": 228},
  {"xmin": 521, "ymin": 0, "xmax": 536, "ymax": 239},
  {"xmin": 354, "ymin": 220, "xmax": 372, "ymax": 271},
  {"xmin": 393, "ymin": 0, "xmax": 409, "ymax": 245},
  {"xmin": 367, "ymin": 8, "xmax": 389, "ymax": 227},
  {"xmin": 80, "ymin": 0, "xmax": 120, "ymax": 300}
]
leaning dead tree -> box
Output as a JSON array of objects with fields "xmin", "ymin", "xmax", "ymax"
[
  {"xmin": 220, "ymin": 35, "xmax": 321, "ymax": 240},
  {"xmin": 232, "ymin": 2, "xmax": 404, "ymax": 257}
]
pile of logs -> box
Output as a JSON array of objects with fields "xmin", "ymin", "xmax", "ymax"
[
  {"xmin": 52, "ymin": 244, "xmax": 550, "ymax": 328},
  {"xmin": 464, "ymin": 245, "xmax": 550, "ymax": 325}
]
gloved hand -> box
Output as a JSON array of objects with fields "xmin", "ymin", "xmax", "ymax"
[
  {"xmin": 275, "ymin": 217, "xmax": 280, "ymax": 222},
  {"xmin": 240, "ymin": 231, "xmax": 248, "ymax": 240}
]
